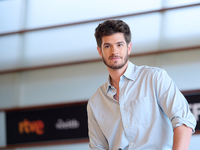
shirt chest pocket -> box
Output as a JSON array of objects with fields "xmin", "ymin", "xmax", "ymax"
[{"xmin": 129, "ymin": 96, "xmax": 157, "ymax": 125}]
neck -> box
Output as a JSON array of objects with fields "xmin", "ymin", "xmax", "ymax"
[
  {"xmin": 108, "ymin": 61, "xmax": 129, "ymax": 87},
  {"xmin": 108, "ymin": 62, "xmax": 129, "ymax": 101}
]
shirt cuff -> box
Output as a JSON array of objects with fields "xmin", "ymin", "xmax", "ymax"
[{"xmin": 171, "ymin": 116, "xmax": 196, "ymax": 134}]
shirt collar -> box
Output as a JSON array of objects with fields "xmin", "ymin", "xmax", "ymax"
[
  {"xmin": 105, "ymin": 61, "xmax": 136, "ymax": 94},
  {"xmin": 105, "ymin": 76, "xmax": 112, "ymax": 94},
  {"xmin": 123, "ymin": 61, "xmax": 136, "ymax": 81}
]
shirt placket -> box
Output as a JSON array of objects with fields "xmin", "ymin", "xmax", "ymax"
[{"xmin": 119, "ymin": 77, "xmax": 135, "ymax": 148}]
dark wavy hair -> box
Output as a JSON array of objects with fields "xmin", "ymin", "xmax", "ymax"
[{"xmin": 94, "ymin": 20, "xmax": 131, "ymax": 48}]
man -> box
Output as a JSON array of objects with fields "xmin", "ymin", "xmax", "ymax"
[{"xmin": 87, "ymin": 20, "xmax": 196, "ymax": 150}]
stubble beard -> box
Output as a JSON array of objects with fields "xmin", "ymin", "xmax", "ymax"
[{"xmin": 102, "ymin": 50, "xmax": 129, "ymax": 70}]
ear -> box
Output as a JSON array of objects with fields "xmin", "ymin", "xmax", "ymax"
[
  {"xmin": 127, "ymin": 42, "xmax": 132, "ymax": 55},
  {"xmin": 97, "ymin": 46, "xmax": 103, "ymax": 58}
]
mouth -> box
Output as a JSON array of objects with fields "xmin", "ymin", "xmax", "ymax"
[{"xmin": 109, "ymin": 56, "xmax": 121, "ymax": 60}]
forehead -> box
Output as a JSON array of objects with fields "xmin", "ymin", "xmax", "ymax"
[{"xmin": 101, "ymin": 33, "xmax": 125, "ymax": 44}]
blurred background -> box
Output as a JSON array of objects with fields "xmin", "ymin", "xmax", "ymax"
[{"xmin": 0, "ymin": 0, "xmax": 200, "ymax": 149}]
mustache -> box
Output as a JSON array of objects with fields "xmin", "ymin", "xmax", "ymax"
[{"xmin": 109, "ymin": 55, "xmax": 122, "ymax": 59}]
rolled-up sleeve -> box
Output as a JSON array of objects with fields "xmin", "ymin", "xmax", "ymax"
[
  {"xmin": 87, "ymin": 102, "xmax": 108, "ymax": 150},
  {"xmin": 155, "ymin": 69, "xmax": 196, "ymax": 133}
]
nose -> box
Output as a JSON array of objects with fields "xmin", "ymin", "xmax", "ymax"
[{"xmin": 111, "ymin": 46, "xmax": 118, "ymax": 55}]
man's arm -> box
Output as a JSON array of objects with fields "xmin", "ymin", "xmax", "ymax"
[
  {"xmin": 155, "ymin": 70, "xmax": 196, "ymax": 149},
  {"xmin": 172, "ymin": 125, "xmax": 193, "ymax": 150},
  {"xmin": 87, "ymin": 103, "xmax": 108, "ymax": 150}
]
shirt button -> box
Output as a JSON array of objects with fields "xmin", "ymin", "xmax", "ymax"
[
  {"xmin": 121, "ymin": 106, "xmax": 124, "ymax": 109},
  {"xmin": 125, "ymin": 125, "xmax": 128, "ymax": 128},
  {"xmin": 130, "ymin": 142, "xmax": 133, "ymax": 145}
]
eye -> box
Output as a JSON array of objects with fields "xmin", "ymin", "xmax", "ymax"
[
  {"xmin": 118, "ymin": 44, "xmax": 123, "ymax": 47},
  {"xmin": 104, "ymin": 45, "xmax": 110, "ymax": 48}
]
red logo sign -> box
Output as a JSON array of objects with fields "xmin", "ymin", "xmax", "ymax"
[{"xmin": 18, "ymin": 119, "xmax": 45, "ymax": 135}]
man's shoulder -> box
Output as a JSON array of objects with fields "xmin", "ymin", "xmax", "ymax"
[
  {"xmin": 88, "ymin": 82, "xmax": 107, "ymax": 103},
  {"xmin": 134, "ymin": 64, "xmax": 164, "ymax": 76}
]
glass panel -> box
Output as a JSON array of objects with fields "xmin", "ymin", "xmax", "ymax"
[
  {"xmin": 0, "ymin": 74, "xmax": 17, "ymax": 108},
  {"xmin": 0, "ymin": 35, "xmax": 21, "ymax": 71},
  {"xmin": 0, "ymin": 112, "xmax": 6, "ymax": 147},
  {"xmin": 19, "ymin": 62, "xmax": 107, "ymax": 106},
  {"xmin": 23, "ymin": 22, "xmax": 99, "ymax": 67},
  {"xmin": 17, "ymin": 143, "xmax": 89, "ymax": 150},
  {"xmin": 0, "ymin": 0, "xmax": 21, "ymax": 33},
  {"xmin": 26, "ymin": 0, "xmax": 162, "ymax": 29},
  {"xmin": 163, "ymin": 0, "xmax": 200, "ymax": 7},
  {"xmin": 124, "ymin": 13, "xmax": 161, "ymax": 54},
  {"xmin": 162, "ymin": 6, "xmax": 200, "ymax": 49}
]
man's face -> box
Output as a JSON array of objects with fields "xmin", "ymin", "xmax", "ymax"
[{"xmin": 97, "ymin": 33, "xmax": 132, "ymax": 70}]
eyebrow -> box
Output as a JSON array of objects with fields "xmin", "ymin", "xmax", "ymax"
[
  {"xmin": 103, "ymin": 41, "xmax": 125, "ymax": 46},
  {"xmin": 116, "ymin": 41, "xmax": 125, "ymax": 44}
]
